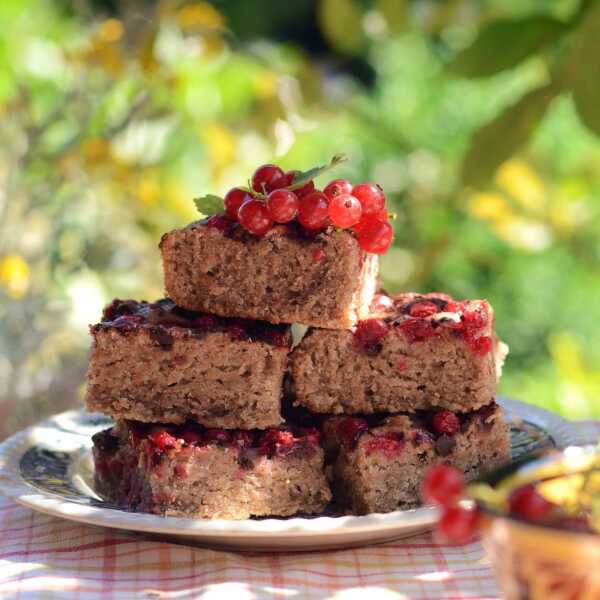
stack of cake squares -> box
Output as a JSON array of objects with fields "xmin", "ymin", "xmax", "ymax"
[{"xmin": 88, "ymin": 212, "xmax": 510, "ymax": 518}]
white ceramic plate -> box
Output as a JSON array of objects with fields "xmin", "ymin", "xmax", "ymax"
[{"xmin": 0, "ymin": 398, "xmax": 586, "ymax": 551}]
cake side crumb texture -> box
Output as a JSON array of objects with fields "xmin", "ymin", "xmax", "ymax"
[
  {"xmin": 86, "ymin": 299, "xmax": 290, "ymax": 429},
  {"xmin": 292, "ymin": 292, "xmax": 507, "ymax": 414},
  {"xmin": 160, "ymin": 221, "xmax": 379, "ymax": 329},
  {"xmin": 93, "ymin": 421, "xmax": 332, "ymax": 519},
  {"xmin": 322, "ymin": 402, "xmax": 510, "ymax": 514}
]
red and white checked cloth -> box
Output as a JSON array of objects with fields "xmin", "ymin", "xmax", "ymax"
[{"xmin": 1, "ymin": 421, "xmax": 598, "ymax": 600}]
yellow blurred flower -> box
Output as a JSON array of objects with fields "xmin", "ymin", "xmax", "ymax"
[
  {"xmin": 253, "ymin": 71, "xmax": 278, "ymax": 99},
  {"xmin": 98, "ymin": 19, "xmax": 124, "ymax": 43},
  {"xmin": 0, "ymin": 255, "xmax": 31, "ymax": 299},
  {"xmin": 495, "ymin": 159, "xmax": 545, "ymax": 214},
  {"xmin": 177, "ymin": 2, "xmax": 225, "ymax": 30},
  {"xmin": 201, "ymin": 122, "xmax": 235, "ymax": 175},
  {"xmin": 81, "ymin": 138, "xmax": 111, "ymax": 165},
  {"xmin": 135, "ymin": 179, "xmax": 160, "ymax": 205},
  {"xmin": 468, "ymin": 192, "xmax": 512, "ymax": 221}
]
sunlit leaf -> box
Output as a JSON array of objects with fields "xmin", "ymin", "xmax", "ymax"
[
  {"xmin": 194, "ymin": 194, "xmax": 224, "ymax": 215},
  {"xmin": 461, "ymin": 84, "xmax": 557, "ymax": 186},
  {"xmin": 289, "ymin": 154, "xmax": 348, "ymax": 190},
  {"xmin": 448, "ymin": 17, "xmax": 566, "ymax": 78},
  {"xmin": 561, "ymin": 2, "xmax": 600, "ymax": 136},
  {"xmin": 318, "ymin": 0, "xmax": 366, "ymax": 55}
]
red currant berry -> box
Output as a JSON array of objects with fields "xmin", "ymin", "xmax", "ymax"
[
  {"xmin": 435, "ymin": 505, "xmax": 480, "ymax": 545},
  {"xmin": 365, "ymin": 432, "xmax": 404, "ymax": 458},
  {"xmin": 238, "ymin": 200, "xmax": 273, "ymax": 236},
  {"xmin": 205, "ymin": 215, "xmax": 232, "ymax": 231},
  {"xmin": 298, "ymin": 191, "xmax": 330, "ymax": 230},
  {"xmin": 354, "ymin": 318, "xmax": 390, "ymax": 349},
  {"xmin": 445, "ymin": 301, "xmax": 467, "ymax": 314},
  {"xmin": 462, "ymin": 309, "xmax": 487, "ymax": 331},
  {"xmin": 508, "ymin": 484, "xmax": 554, "ymax": 521},
  {"xmin": 352, "ymin": 182, "xmax": 385, "ymax": 216},
  {"xmin": 356, "ymin": 218, "xmax": 393, "ymax": 254},
  {"xmin": 432, "ymin": 410, "xmax": 461, "ymax": 436},
  {"xmin": 399, "ymin": 317, "xmax": 437, "ymax": 342},
  {"xmin": 313, "ymin": 249, "xmax": 325, "ymax": 262},
  {"xmin": 324, "ymin": 178, "xmax": 353, "ymax": 200},
  {"xmin": 421, "ymin": 464, "xmax": 465, "ymax": 507},
  {"xmin": 224, "ymin": 188, "xmax": 252, "ymax": 220},
  {"xmin": 266, "ymin": 189, "xmax": 299, "ymax": 223},
  {"xmin": 409, "ymin": 301, "xmax": 439, "ymax": 318},
  {"xmin": 469, "ymin": 335, "xmax": 493, "ymax": 356},
  {"xmin": 252, "ymin": 164, "xmax": 286, "ymax": 194},
  {"xmin": 149, "ymin": 429, "xmax": 178, "ymax": 451},
  {"xmin": 285, "ymin": 170, "xmax": 315, "ymax": 198},
  {"xmin": 328, "ymin": 193, "xmax": 363, "ymax": 228}
]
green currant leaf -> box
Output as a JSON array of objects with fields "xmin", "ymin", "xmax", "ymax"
[
  {"xmin": 193, "ymin": 194, "xmax": 224, "ymax": 216},
  {"xmin": 289, "ymin": 154, "xmax": 348, "ymax": 190}
]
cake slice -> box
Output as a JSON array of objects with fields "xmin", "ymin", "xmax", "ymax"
[
  {"xmin": 291, "ymin": 292, "xmax": 508, "ymax": 415},
  {"xmin": 159, "ymin": 219, "xmax": 379, "ymax": 329},
  {"xmin": 86, "ymin": 299, "xmax": 290, "ymax": 429},
  {"xmin": 93, "ymin": 420, "xmax": 332, "ymax": 519},
  {"xmin": 322, "ymin": 402, "xmax": 510, "ymax": 514}
]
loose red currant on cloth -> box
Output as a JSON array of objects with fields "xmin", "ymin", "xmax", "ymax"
[
  {"xmin": 435, "ymin": 505, "xmax": 480, "ymax": 545},
  {"xmin": 352, "ymin": 182, "xmax": 385, "ymax": 216},
  {"xmin": 421, "ymin": 464, "xmax": 464, "ymax": 506},
  {"xmin": 356, "ymin": 217, "xmax": 393, "ymax": 254},
  {"xmin": 432, "ymin": 410, "xmax": 461, "ymax": 436},
  {"xmin": 328, "ymin": 193, "xmax": 362, "ymax": 228},
  {"xmin": 298, "ymin": 191, "xmax": 330, "ymax": 230},
  {"xmin": 252, "ymin": 164, "xmax": 286, "ymax": 193},
  {"xmin": 238, "ymin": 199, "xmax": 273, "ymax": 235},
  {"xmin": 324, "ymin": 178, "xmax": 353, "ymax": 200},
  {"xmin": 266, "ymin": 189, "xmax": 299, "ymax": 223},
  {"xmin": 224, "ymin": 188, "xmax": 252, "ymax": 220},
  {"xmin": 508, "ymin": 484, "xmax": 554, "ymax": 521}
]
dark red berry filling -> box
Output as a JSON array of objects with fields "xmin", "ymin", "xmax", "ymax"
[
  {"xmin": 93, "ymin": 299, "xmax": 291, "ymax": 349},
  {"xmin": 336, "ymin": 417, "xmax": 369, "ymax": 448},
  {"xmin": 353, "ymin": 318, "xmax": 390, "ymax": 353},
  {"xmin": 431, "ymin": 410, "xmax": 461, "ymax": 436},
  {"xmin": 364, "ymin": 432, "xmax": 405, "ymax": 458}
]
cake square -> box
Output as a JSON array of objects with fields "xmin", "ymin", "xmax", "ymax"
[
  {"xmin": 93, "ymin": 420, "xmax": 332, "ymax": 519},
  {"xmin": 322, "ymin": 402, "xmax": 510, "ymax": 514},
  {"xmin": 291, "ymin": 292, "xmax": 507, "ymax": 415},
  {"xmin": 159, "ymin": 220, "xmax": 379, "ymax": 329},
  {"xmin": 86, "ymin": 299, "xmax": 290, "ymax": 430}
]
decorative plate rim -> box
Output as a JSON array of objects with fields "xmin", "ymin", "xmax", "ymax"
[{"xmin": 0, "ymin": 397, "xmax": 586, "ymax": 539}]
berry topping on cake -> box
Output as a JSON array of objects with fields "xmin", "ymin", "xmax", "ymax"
[
  {"xmin": 432, "ymin": 410, "xmax": 461, "ymax": 436},
  {"xmin": 192, "ymin": 155, "xmax": 394, "ymax": 254},
  {"xmin": 364, "ymin": 432, "xmax": 405, "ymax": 458},
  {"xmin": 336, "ymin": 417, "xmax": 369, "ymax": 448},
  {"xmin": 354, "ymin": 318, "xmax": 390, "ymax": 352}
]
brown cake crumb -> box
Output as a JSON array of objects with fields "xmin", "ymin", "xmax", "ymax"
[
  {"xmin": 322, "ymin": 402, "xmax": 510, "ymax": 514},
  {"xmin": 86, "ymin": 299, "xmax": 290, "ymax": 429},
  {"xmin": 93, "ymin": 420, "xmax": 332, "ymax": 519},
  {"xmin": 291, "ymin": 292, "xmax": 508, "ymax": 415},
  {"xmin": 159, "ymin": 220, "xmax": 379, "ymax": 329}
]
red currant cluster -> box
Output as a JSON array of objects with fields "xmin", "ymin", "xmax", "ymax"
[
  {"xmin": 222, "ymin": 163, "xmax": 394, "ymax": 254},
  {"xmin": 421, "ymin": 464, "xmax": 556, "ymax": 545}
]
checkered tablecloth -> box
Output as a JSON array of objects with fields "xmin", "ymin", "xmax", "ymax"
[{"xmin": 1, "ymin": 421, "xmax": 597, "ymax": 600}]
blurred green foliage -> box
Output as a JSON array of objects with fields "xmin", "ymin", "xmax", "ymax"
[{"xmin": 0, "ymin": 0, "xmax": 599, "ymax": 438}]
